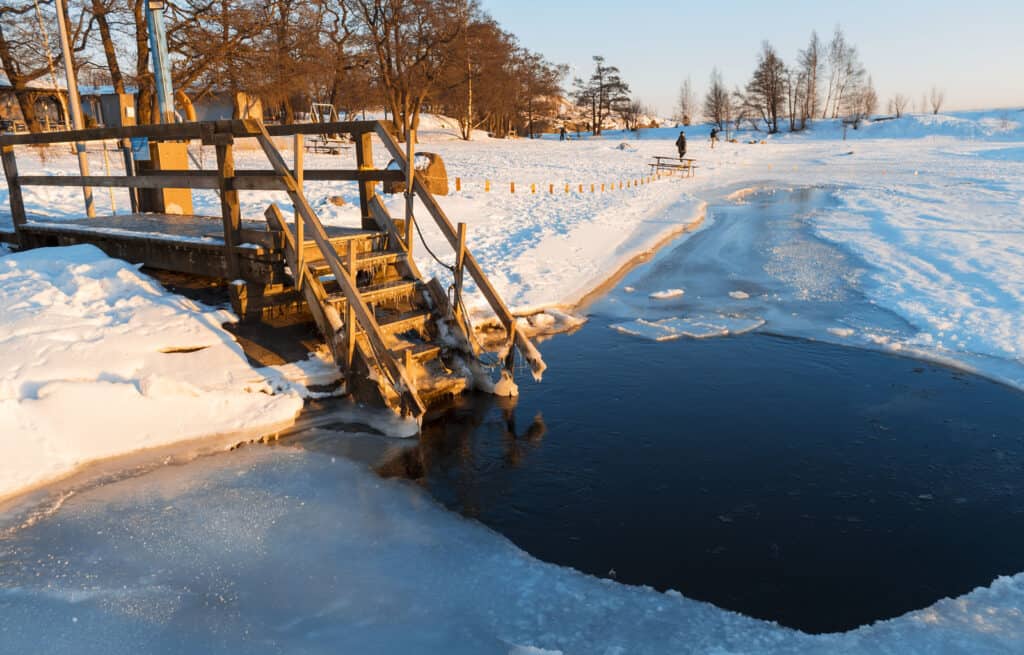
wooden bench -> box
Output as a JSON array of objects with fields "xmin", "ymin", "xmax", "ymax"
[{"xmin": 649, "ymin": 156, "xmax": 697, "ymax": 178}]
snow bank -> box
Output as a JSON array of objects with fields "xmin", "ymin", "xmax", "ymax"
[{"xmin": 0, "ymin": 245, "xmax": 303, "ymax": 500}]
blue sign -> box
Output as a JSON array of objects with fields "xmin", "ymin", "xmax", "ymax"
[{"xmin": 130, "ymin": 137, "xmax": 150, "ymax": 161}]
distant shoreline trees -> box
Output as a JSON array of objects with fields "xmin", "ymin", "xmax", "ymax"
[{"xmin": 701, "ymin": 24, "xmax": 892, "ymax": 135}]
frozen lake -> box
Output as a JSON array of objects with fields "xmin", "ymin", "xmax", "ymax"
[{"xmin": 3, "ymin": 187, "xmax": 1024, "ymax": 650}]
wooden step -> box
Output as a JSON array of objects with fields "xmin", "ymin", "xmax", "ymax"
[
  {"xmin": 298, "ymin": 231, "xmax": 386, "ymax": 261},
  {"xmin": 377, "ymin": 309, "xmax": 432, "ymax": 337},
  {"xmin": 324, "ymin": 279, "xmax": 422, "ymax": 307},
  {"xmin": 417, "ymin": 375, "xmax": 469, "ymax": 407},
  {"xmin": 393, "ymin": 341, "xmax": 441, "ymax": 363},
  {"xmin": 306, "ymin": 251, "xmax": 402, "ymax": 277}
]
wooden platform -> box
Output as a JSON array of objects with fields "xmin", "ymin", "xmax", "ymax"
[{"xmin": 18, "ymin": 213, "xmax": 378, "ymax": 283}]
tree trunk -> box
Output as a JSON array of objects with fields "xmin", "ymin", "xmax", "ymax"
[{"xmin": 91, "ymin": 0, "xmax": 124, "ymax": 93}]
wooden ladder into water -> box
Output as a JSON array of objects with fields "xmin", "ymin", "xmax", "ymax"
[{"xmin": 249, "ymin": 122, "xmax": 541, "ymax": 419}]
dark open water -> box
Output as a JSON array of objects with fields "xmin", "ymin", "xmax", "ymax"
[{"xmin": 388, "ymin": 324, "xmax": 1024, "ymax": 633}]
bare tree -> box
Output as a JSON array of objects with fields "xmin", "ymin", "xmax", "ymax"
[
  {"xmin": 888, "ymin": 93, "xmax": 909, "ymax": 118},
  {"xmin": 929, "ymin": 85, "xmax": 945, "ymax": 114},
  {"xmin": 858, "ymin": 75, "xmax": 878, "ymax": 119},
  {"xmin": 675, "ymin": 76, "xmax": 696, "ymax": 125},
  {"xmin": 746, "ymin": 41, "xmax": 786, "ymax": 133},
  {"xmin": 822, "ymin": 26, "xmax": 865, "ymax": 119},
  {"xmin": 703, "ymin": 67, "xmax": 729, "ymax": 130},
  {"xmin": 347, "ymin": 0, "xmax": 466, "ymax": 141},
  {"xmin": 796, "ymin": 30, "xmax": 822, "ymax": 128}
]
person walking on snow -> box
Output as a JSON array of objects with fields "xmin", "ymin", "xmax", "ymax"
[
  {"xmin": 710, "ymin": 126, "xmax": 719, "ymax": 149},
  {"xmin": 675, "ymin": 130, "xmax": 687, "ymax": 159}
]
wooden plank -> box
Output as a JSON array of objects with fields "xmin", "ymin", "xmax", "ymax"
[
  {"xmin": 1, "ymin": 145, "xmax": 28, "ymax": 233},
  {"xmin": 374, "ymin": 121, "xmax": 546, "ymax": 379},
  {"xmin": 215, "ymin": 134, "xmax": 242, "ymax": 279},
  {"xmin": 252, "ymin": 122, "xmax": 425, "ymax": 417},
  {"xmin": 17, "ymin": 173, "xmax": 221, "ymax": 189},
  {"xmin": 265, "ymin": 121, "xmax": 378, "ymax": 137},
  {"xmin": 0, "ymin": 122, "xmax": 207, "ymax": 146}
]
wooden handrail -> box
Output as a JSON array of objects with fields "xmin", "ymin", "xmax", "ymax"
[
  {"xmin": 372, "ymin": 122, "xmax": 546, "ymax": 379},
  {"xmin": 0, "ymin": 119, "xmax": 390, "ymax": 147}
]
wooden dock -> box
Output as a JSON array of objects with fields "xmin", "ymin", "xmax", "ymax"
[{"xmin": 1, "ymin": 119, "xmax": 545, "ymax": 419}]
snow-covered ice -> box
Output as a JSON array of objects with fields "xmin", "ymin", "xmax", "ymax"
[
  {"xmin": 2, "ymin": 445, "xmax": 1024, "ymax": 654},
  {"xmin": 0, "ymin": 245, "xmax": 303, "ymax": 501}
]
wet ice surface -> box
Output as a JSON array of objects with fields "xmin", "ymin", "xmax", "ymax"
[{"xmin": 594, "ymin": 187, "xmax": 914, "ymax": 347}]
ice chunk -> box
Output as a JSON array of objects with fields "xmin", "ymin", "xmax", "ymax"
[
  {"xmin": 729, "ymin": 290, "xmax": 751, "ymax": 300},
  {"xmin": 649, "ymin": 288, "xmax": 685, "ymax": 300},
  {"xmin": 611, "ymin": 314, "xmax": 765, "ymax": 341}
]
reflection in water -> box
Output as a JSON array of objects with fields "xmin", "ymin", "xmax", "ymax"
[{"xmin": 377, "ymin": 394, "xmax": 547, "ymax": 518}]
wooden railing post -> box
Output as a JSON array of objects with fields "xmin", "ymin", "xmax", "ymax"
[
  {"xmin": 214, "ymin": 128, "xmax": 241, "ymax": 279},
  {"xmin": 1, "ymin": 145, "xmax": 27, "ymax": 239},
  {"xmin": 293, "ymin": 133, "xmax": 304, "ymax": 191},
  {"xmin": 118, "ymin": 138, "xmax": 139, "ymax": 212},
  {"xmin": 354, "ymin": 131, "xmax": 376, "ymax": 230}
]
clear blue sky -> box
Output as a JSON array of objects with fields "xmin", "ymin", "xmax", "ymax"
[{"xmin": 481, "ymin": 0, "xmax": 1024, "ymax": 115}]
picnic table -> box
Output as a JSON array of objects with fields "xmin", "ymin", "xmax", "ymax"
[{"xmin": 649, "ymin": 155, "xmax": 697, "ymax": 178}]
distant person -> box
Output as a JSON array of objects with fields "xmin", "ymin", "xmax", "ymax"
[
  {"xmin": 675, "ymin": 130, "xmax": 687, "ymax": 159},
  {"xmin": 559, "ymin": 125, "xmax": 567, "ymax": 141},
  {"xmin": 710, "ymin": 126, "xmax": 719, "ymax": 149}
]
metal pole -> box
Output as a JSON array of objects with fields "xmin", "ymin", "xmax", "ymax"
[
  {"xmin": 404, "ymin": 113, "xmax": 415, "ymax": 256},
  {"xmin": 145, "ymin": 1, "xmax": 175, "ymax": 124},
  {"xmin": 54, "ymin": 0, "xmax": 94, "ymax": 216}
]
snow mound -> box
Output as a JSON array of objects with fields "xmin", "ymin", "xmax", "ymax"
[
  {"xmin": 611, "ymin": 314, "xmax": 765, "ymax": 341},
  {"xmin": 0, "ymin": 245, "xmax": 303, "ymax": 500}
]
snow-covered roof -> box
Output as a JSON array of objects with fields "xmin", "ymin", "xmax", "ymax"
[{"xmin": 0, "ymin": 72, "xmax": 67, "ymax": 92}]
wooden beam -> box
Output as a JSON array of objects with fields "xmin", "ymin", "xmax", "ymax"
[
  {"xmin": 223, "ymin": 169, "xmax": 404, "ymax": 192},
  {"xmin": 215, "ymin": 133, "xmax": 242, "ymax": 279},
  {"xmin": 265, "ymin": 121, "xmax": 378, "ymax": 137},
  {"xmin": 1, "ymin": 145, "xmax": 28, "ymax": 235},
  {"xmin": 0, "ymin": 122, "xmax": 207, "ymax": 146},
  {"xmin": 17, "ymin": 173, "xmax": 220, "ymax": 189},
  {"xmin": 0, "ymin": 120, "xmax": 387, "ymax": 148}
]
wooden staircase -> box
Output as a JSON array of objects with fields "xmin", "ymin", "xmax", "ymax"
[
  {"xmin": 248, "ymin": 121, "xmax": 542, "ymax": 420},
  {"xmin": 0, "ymin": 117, "xmax": 546, "ymax": 422}
]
